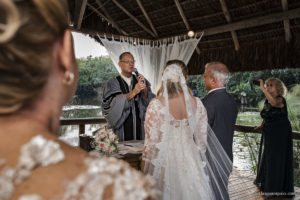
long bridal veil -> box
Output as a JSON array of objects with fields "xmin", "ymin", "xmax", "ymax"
[{"xmin": 143, "ymin": 64, "xmax": 233, "ymax": 200}]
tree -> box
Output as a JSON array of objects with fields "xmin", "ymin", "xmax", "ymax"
[
  {"xmin": 76, "ymin": 56, "xmax": 119, "ymax": 97},
  {"xmin": 188, "ymin": 68, "xmax": 300, "ymax": 107}
]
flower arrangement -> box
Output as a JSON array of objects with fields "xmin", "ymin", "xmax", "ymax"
[{"xmin": 92, "ymin": 127, "xmax": 119, "ymax": 155}]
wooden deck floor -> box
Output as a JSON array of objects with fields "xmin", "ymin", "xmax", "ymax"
[
  {"xmin": 98, "ymin": 141, "xmax": 300, "ymax": 200},
  {"xmin": 229, "ymin": 169, "xmax": 300, "ymax": 200}
]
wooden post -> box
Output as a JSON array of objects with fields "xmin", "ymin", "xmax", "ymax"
[
  {"xmin": 174, "ymin": 0, "xmax": 201, "ymax": 54},
  {"xmin": 281, "ymin": 0, "xmax": 291, "ymax": 43},
  {"xmin": 79, "ymin": 124, "xmax": 85, "ymax": 135},
  {"xmin": 219, "ymin": 0, "xmax": 240, "ymax": 51}
]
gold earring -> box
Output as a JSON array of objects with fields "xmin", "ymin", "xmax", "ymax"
[{"xmin": 63, "ymin": 71, "xmax": 74, "ymax": 85}]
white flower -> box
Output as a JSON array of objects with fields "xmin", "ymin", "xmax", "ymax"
[{"xmin": 94, "ymin": 129, "xmax": 119, "ymax": 154}]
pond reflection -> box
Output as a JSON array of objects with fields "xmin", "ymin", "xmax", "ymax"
[
  {"xmin": 59, "ymin": 97, "xmax": 102, "ymax": 146},
  {"xmin": 58, "ymin": 101, "xmax": 300, "ymax": 187}
]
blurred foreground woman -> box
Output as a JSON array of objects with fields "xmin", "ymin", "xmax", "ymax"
[{"xmin": 0, "ymin": 0, "xmax": 156, "ymax": 199}]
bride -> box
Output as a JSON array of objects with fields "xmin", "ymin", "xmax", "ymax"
[{"xmin": 142, "ymin": 60, "xmax": 233, "ymax": 200}]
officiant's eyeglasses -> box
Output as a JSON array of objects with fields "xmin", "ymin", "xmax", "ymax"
[{"xmin": 120, "ymin": 60, "xmax": 135, "ymax": 64}]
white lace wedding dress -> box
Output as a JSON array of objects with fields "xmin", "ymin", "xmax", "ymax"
[{"xmin": 142, "ymin": 64, "xmax": 232, "ymax": 200}]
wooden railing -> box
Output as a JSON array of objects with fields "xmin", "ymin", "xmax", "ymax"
[
  {"xmin": 235, "ymin": 124, "xmax": 300, "ymax": 140},
  {"xmin": 60, "ymin": 117, "xmax": 300, "ymax": 140},
  {"xmin": 60, "ymin": 117, "xmax": 106, "ymax": 135}
]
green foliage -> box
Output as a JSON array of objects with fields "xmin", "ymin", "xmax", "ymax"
[
  {"xmin": 227, "ymin": 82, "xmax": 264, "ymax": 106},
  {"xmin": 286, "ymin": 85, "xmax": 300, "ymax": 131},
  {"xmin": 188, "ymin": 68, "xmax": 300, "ymax": 107},
  {"xmin": 187, "ymin": 75, "xmax": 207, "ymax": 97},
  {"xmin": 76, "ymin": 56, "xmax": 118, "ymax": 97}
]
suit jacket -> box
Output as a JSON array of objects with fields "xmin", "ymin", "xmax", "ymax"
[{"xmin": 202, "ymin": 88, "xmax": 238, "ymax": 161}]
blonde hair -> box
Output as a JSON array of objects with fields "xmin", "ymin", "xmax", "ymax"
[
  {"xmin": 265, "ymin": 78, "xmax": 287, "ymax": 96},
  {"xmin": 0, "ymin": 0, "xmax": 69, "ymax": 114},
  {"xmin": 157, "ymin": 60, "xmax": 191, "ymax": 97}
]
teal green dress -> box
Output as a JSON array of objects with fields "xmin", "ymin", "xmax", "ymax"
[{"xmin": 254, "ymin": 97, "xmax": 294, "ymax": 195}]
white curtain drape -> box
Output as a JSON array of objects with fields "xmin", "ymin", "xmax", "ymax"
[{"xmin": 99, "ymin": 34, "xmax": 203, "ymax": 92}]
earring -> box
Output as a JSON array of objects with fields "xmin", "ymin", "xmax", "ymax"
[{"xmin": 63, "ymin": 71, "xmax": 74, "ymax": 85}]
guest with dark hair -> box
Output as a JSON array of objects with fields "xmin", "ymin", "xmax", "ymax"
[{"xmin": 254, "ymin": 78, "xmax": 294, "ymax": 198}]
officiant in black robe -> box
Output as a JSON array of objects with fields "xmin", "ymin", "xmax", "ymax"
[{"xmin": 102, "ymin": 52, "xmax": 155, "ymax": 141}]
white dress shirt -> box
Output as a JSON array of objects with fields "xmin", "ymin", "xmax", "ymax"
[
  {"xmin": 120, "ymin": 74, "xmax": 133, "ymax": 87},
  {"xmin": 208, "ymin": 87, "xmax": 225, "ymax": 94}
]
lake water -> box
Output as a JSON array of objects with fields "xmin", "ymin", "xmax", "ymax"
[
  {"xmin": 59, "ymin": 101, "xmax": 260, "ymax": 170},
  {"xmin": 58, "ymin": 101, "xmax": 300, "ymax": 186}
]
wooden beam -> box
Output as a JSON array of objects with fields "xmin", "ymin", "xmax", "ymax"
[
  {"xmin": 203, "ymin": 8, "xmax": 300, "ymax": 36},
  {"xmin": 219, "ymin": 0, "xmax": 240, "ymax": 51},
  {"xmin": 174, "ymin": 0, "xmax": 190, "ymax": 30},
  {"xmin": 200, "ymin": 25, "xmax": 300, "ymax": 44},
  {"xmin": 95, "ymin": 0, "xmax": 128, "ymax": 35},
  {"xmin": 70, "ymin": 26, "xmax": 204, "ymax": 44},
  {"xmin": 130, "ymin": 1, "xmax": 276, "ymax": 35},
  {"xmin": 87, "ymin": 3, "xmax": 128, "ymax": 35},
  {"xmin": 281, "ymin": 0, "xmax": 291, "ymax": 43},
  {"xmin": 118, "ymin": 0, "xmax": 271, "ymax": 25},
  {"xmin": 87, "ymin": 3, "xmax": 110, "ymax": 23},
  {"xmin": 136, "ymin": 0, "xmax": 158, "ymax": 37},
  {"xmin": 77, "ymin": 0, "xmax": 87, "ymax": 29},
  {"xmin": 174, "ymin": 0, "xmax": 200, "ymax": 54},
  {"xmin": 71, "ymin": 8, "xmax": 300, "ymax": 46},
  {"xmin": 111, "ymin": 0, "xmax": 156, "ymax": 38}
]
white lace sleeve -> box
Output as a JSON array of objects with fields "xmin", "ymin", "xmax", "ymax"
[
  {"xmin": 142, "ymin": 99, "xmax": 162, "ymax": 174},
  {"xmin": 194, "ymin": 98, "xmax": 208, "ymax": 153}
]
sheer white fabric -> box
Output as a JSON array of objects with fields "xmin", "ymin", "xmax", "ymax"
[
  {"xmin": 142, "ymin": 64, "xmax": 233, "ymax": 200},
  {"xmin": 99, "ymin": 34, "xmax": 202, "ymax": 92}
]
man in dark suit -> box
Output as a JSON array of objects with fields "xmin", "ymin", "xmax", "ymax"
[
  {"xmin": 202, "ymin": 62, "xmax": 238, "ymax": 200},
  {"xmin": 202, "ymin": 62, "xmax": 238, "ymax": 162}
]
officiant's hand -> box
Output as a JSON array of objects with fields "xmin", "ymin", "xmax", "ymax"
[
  {"xmin": 134, "ymin": 78, "xmax": 146, "ymax": 94},
  {"xmin": 127, "ymin": 79, "xmax": 146, "ymax": 101},
  {"xmin": 137, "ymin": 74, "xmax": 145, "ymax": 83},
  {"xmin": 137, "ymin": 74, "xmax": 148, "ymax": 98}
]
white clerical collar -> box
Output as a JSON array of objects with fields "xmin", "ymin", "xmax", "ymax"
[
  {"xmin": 120, "ymin": 73, "xmax": 132, "ymax": 87},
  {"xmin": 208, "ymin": 87, "xmax": 225, "ymax": 94}
]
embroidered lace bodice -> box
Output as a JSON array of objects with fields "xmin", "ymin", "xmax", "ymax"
[
  {"xmin": 142, "ymin": 64, "xmax": 232, "ymax": 200},
  {"xmin": 0, "ymin": 135, "xmax": 157, "ymax": 200},
  {"xmin": 142, "ymin": 98, "xmax": 212, "ymax": 200},
  {"xmin": 142, "ymin": 98, "xmax": 208, "ymax": 166}
]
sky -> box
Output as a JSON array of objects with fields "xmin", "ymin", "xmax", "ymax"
[{"xmin": 72, "ymin": 32, "xmax": 108, "ymax": 58}]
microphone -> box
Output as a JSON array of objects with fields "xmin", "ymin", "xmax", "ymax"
[
  {"xmin": 133, "ymin": 68, "xmax": 144, "ymax": 83},
  {"xmin": 133, "ymin": 67, "xmax": 139, "ymax": 77}
]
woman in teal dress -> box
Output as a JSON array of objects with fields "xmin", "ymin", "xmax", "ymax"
[{"xmin": 254, "ymin": 78, "xmax": 294, "ymax": 197}]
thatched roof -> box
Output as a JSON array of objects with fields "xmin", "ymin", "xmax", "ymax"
[{"xmin": 68, "ymin": 0, "xmax": 300, "ymax": 74}]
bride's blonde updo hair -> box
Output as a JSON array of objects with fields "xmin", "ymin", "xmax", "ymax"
[
  {"xmin": 0, "ymin": 0, "xmax": 69, "ymax": 114},
  {"xmin": 157, "ymin": 60, "xmax": 191, "ymax": 97}
]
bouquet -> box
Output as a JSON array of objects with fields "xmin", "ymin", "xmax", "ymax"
[{"xmin": 92, "ymin": 127, "xmax": 119, "ymax": 155}]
